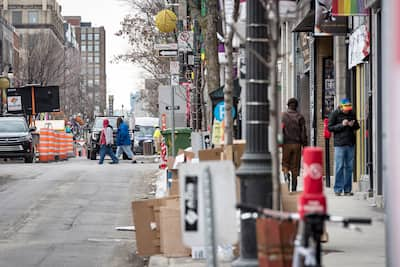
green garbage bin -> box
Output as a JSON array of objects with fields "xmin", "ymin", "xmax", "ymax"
[{"xmin": 161, "ymin": 128, "xmax": 192, "ymax": 156}]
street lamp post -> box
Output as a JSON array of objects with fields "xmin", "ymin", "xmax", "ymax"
[{"xmin": 233, "ymin": 1, "xmax": 272, "ymax": 266}]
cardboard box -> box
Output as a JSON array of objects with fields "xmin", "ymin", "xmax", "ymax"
[
  {"xmin": 160, "ymin": 206, "xmax": 191, "ymax": 257},
  {"xmin": 198, "ymin": 147, "xmax": 223, "ymax": 161},
  {"xmin": 131, "ymin": 196, "xmax": 179, "ymax": 256},
  {"xmin": 169, "ymin": 179, "xmax": 179, "ymax": 196},
  {"xmin": 281, "ymin": 184, "xmax": 301, "ymax": 212}
]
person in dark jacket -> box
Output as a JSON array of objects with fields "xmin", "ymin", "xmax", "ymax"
[
  {"xmin": 281, "ymin": 98, "xmax": 308, "ymax": 191},
  {"xmin": 116, "ymin": 117, "xmax": 137, "ymax": 163},
  {"xmin": 328, "ymin": 98, "xmax": 360, "ymax": 196}
]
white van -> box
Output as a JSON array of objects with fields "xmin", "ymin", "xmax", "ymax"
[{"xmin": 133, "ymin": 117, "xmax": 160, "ymax": 154}]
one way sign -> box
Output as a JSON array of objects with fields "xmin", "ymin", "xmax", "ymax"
[{"xmin": 158, "ymin": 49, "xmax": 178, "ymax": 57}]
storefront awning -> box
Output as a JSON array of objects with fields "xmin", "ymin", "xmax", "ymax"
[
  {"xmin": 292, "ymin": 0, "xmax": 314, "ymax": 32},
  {"xmin": 209, "ymin": 79, "xmax": 241, "ymax": 101}
]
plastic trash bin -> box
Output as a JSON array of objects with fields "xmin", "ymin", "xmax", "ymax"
[
  {"xmin": 161, "ymin": 128, "xmax": 192, "ymax": 156},
  {"xmin": 143, "ymin": 140, "xmax": 154, "ymax": 155}
]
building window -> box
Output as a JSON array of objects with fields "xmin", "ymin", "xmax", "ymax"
[
  {"xmin": 12, "ymin": 11, "xmax": 22, "ymax": 24},
  {"xmin": 94, "ymin": 45, "xmax": 99, "ymax": 52},
  {"xmin": 88, "ymin": 79, "xmax": 93, "ymax": 86},
  {"xmin": 81, "ymin": 34, "xmax": 86, "ymax": 41},
  {"xmin": 94, "ymin": 56, "xmax": 100, "ymax": 63},
  {"xmin": 28, "ymin": 11, "xmax": 39, "ymax": 24},
  {"xmin": 95, "ymin": 68, "xmax": 100, "ymax": 75},
  {"xmin": 88, "ymin": 34, "xmax": 93, "ymax": 41},
  {"xmin": 94, "ymin": 79, "xmax": 100, "ymax": 85},
  {"xmin": 88, "ymin": 56, "xmax": 93, "ymax": 63},
  {"xmin": 88, "ymin": 45, "xmax": 93, "ymax": 52},
  {"xmin": 94, "ymin": 33, "xmax": 100, "ymax": 40},
  {"xmin": 81, "ymin": 45, "xmax": 86, "ymax": 52}
]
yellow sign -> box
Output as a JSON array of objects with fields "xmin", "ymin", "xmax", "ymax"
[
  {"xmin": 212, "ymin": 119, "xmax": 224, "ymax": 146},
  {"xmin": 155, "ymin": 9, "xmax": 177, "ymax": 33}
]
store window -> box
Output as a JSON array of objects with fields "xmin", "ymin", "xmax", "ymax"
[
  {"xmin": 12, "ymin": 11, "xmax": 22, "ymax": 24},
  {"xmin": 28, "ymin": 11, "xmax": 39, "ymax": 24}
]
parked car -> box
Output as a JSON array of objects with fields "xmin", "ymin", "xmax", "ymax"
[
  {"xmin": 86, "ymin": 116, "xmax": 133, "ymax": 160},
  {"xmin": 0, "ymin": 116, "xmax": 37, "ymax": 163}
]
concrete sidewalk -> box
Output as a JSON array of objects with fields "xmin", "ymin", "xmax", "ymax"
[{"xmin": 148, "ymin": 187, "xmax": 385, "ymax": 267}]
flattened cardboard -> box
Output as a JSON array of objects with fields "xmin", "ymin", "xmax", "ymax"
[
  {"xmin": 160, "ymin": 207, "xmax": 191, "ymax": 257},
  {"xmin": 169, "ymin": 179, "xmax": 179, "ymax": 196},
  {"xmin": 131, "ymin": 199, "xmax": 160, "ymax": 256},
  {"xmin": 131, "ymin": 196, "xmax": 180, "ymax": 256},
  {"xmin": 281, "ymin": 185, "xmax": 301, "ymax": 212},
  {"xmin": 198, "ymin": 148, "xmax": 223, "ymax": 161}
]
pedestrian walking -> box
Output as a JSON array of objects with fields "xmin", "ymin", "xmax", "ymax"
[
  {"xmin": 281, "ymin": 98, "xmax": 308, "ymax": 191},
  {"xmin": 328, "ymin": 98, "xmax": 360, "ymax": 196},
  {"xmin": 98, "ymin": 119, "xmax": 119, "ymax": 165},
  {"xmin": 116, "ymin": 117, "xmax": 137, "ymax": 163}
]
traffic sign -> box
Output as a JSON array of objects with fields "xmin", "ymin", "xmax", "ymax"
[
  {"xmin": 154, "ymin": 43, "xmax": 178, "ymax": 50},
  {"xmin": 178, "ymin": 31, "xmax": 194, "ymax": 51},
  {"xmin": 179, "ymin": 161, "xmax": 238, "ymax": 246},
  {"xmin": 171, "ymin": 74, "xmax": 179, "ymax": 86},
  {"xmin": 166, "ymin": 105, "xmax": 180, "ymax": 110},
  {"xmin": 158, "ymin": 49, "xmax": 178, "ymax": 57},
  {"xmin": 213, "ymin": 101, "xmax": 237, "ymax": 122},
  {"xmin": 170, "ymin": 61, "xmax": 180, "ymax": 74}
]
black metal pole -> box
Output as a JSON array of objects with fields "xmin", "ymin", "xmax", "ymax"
[
  {"xmin": 233, "ymin": 0, "xmax": 272, "ymax": 266},
  {"xmin": 325, "ymin": 138, "xmax": 331, "ymax": 187}
]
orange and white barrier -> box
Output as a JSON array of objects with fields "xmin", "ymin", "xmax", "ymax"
[
  {"xmin": 38, "ymin": 128, "xmax": 55, "ymax": 162},
  {"xmin": 66, "ymin": 134, "xmax": 74, "ymax": 158},
  {"xmin": 37, "ymin": 128, "xmax": 74, "ymax": 162}
]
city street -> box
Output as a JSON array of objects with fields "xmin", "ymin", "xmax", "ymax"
[{"xmin": 0, "ymin": 158, "xmax": 158, "ymax": 267}]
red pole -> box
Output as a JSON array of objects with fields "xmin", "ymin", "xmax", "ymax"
[{"xmin": 298, "ymin": 147, "xmax": 327, "ymax": 219}]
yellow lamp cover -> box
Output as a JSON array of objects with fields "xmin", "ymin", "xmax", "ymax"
[
  {"xmin": 0, "ymin": 77, "xmax": 10, "ymax": 89},
  {"xmin": 155, "ymin": 9, "xmax": 177, "ymax": 33}
]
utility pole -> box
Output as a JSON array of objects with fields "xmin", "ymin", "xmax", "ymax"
[
  {"xmin": 383, "ymin": 0, "xmax": 400, "ymax": 266},
  {"xmin": 233, "ymin": 0, "xmax": 272, "ymax": 266}
]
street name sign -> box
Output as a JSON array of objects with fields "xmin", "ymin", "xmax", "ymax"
[
  {"xmin": 154, "ymin": 43, "xmax": 178, "ymax": 50},
  {"xmin": 166, "ymin": 105, "xmax": 180, "ymax": 110},
  {"xmin": 158, "ymin": 49, "xmax": 178, "ymax": 57}
]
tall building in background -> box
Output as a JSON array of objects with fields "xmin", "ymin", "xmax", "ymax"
[
  {"xmin": 1, "ymin": 0, "xmax": 65, "ymax": 87},
  {"xmin": 64, "ymin": 16, "xmax": 106, "ymax": 119}
]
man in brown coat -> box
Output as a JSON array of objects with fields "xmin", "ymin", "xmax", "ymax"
[{"xmin": 281, "ymin": 98, "xmax": 308, "ymax": 191}]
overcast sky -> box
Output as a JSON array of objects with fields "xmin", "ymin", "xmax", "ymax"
[{"xmin": 58, "ymin": 0, "xmax": 144, "ymax": 111}]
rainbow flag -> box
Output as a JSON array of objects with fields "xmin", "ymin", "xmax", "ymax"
[{"xmin": 332, "ymin": 0, "xmax": 368, "ymax": 16}]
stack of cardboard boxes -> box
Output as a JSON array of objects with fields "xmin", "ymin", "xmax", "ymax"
[
  {"xmin": 131, "ymin": 140, "xmax": 302, "ymax": 261},
  {"xmin": 131, "ymin": 142, "xmax": 246, "ymax": 259}
]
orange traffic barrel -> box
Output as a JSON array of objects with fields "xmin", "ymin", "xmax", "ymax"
[
  {"xmin": 66, "ymin": 134, "xmax": 74, "ymax": 158},
  {"xmin": 53, "ymin": 131, "xmax": 61, "ymax": 161},
  {"xmin": 60, "ymin": 132, "xmax": 68, "ymax": 160},
  {"xmin": 38, "ymin": 128, "xmax": 55, "ymax": 162}
]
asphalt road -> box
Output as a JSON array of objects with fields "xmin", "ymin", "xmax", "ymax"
[{"xmin": 0, "ymin": 157, "xmax": 159, "ymax": 267}]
